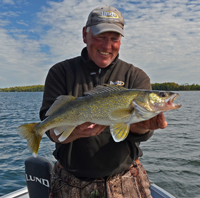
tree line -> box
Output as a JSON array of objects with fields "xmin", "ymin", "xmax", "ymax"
[
  {"xmin": 0, "ymin": 85, "xmax": 44, "ymax": 92},
  {"xmin": 0, "ymin": 83, "xmax": 200, "ymax": 92},
  {"xmin": 151, "ymin": 82, "xmax": 200, "ymax": 91}
]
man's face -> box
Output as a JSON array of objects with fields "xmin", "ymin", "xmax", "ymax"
[{"xmin": 83, "ymin": 28, "xmax": 122, "ymax": 68}]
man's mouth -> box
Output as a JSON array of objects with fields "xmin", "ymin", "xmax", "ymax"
[{"xmin": 99, "ymin": 51, "xmax": 109, "ymax": 55}]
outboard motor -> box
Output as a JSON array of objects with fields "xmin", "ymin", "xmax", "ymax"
[{"xmin": 25, "ymin": 156, "xmax": 53, "ymax": 198}]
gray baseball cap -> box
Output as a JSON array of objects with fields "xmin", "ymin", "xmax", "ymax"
[{"xmin": 86, "ymin": 5, "xmax": 125, "ymax": 36}]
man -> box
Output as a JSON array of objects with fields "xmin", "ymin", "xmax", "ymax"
[{"xmin": 40, "ymin": 5, "xmax": 167, "ymax": 198}]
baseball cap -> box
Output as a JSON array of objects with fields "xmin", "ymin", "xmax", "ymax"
[{"xmin": 86, "ymin": 5, "xmax": 125, "ymax": 36}]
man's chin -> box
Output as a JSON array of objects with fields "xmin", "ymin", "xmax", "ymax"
[{"xmin": 97, "ymin": 61, "xmax": 112, "ymax": 68}]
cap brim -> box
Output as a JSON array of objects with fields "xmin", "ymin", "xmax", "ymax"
[{"xmin": 90, "ymin": 23, "xmax": 124, "ymax": 37}]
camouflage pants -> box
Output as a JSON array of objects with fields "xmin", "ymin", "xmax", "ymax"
[{"xmin": 49, "ymin": 159, "xmax": 152, "ymax": 198}]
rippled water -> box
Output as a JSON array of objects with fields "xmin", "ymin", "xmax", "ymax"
[
  {"xmin": 0, "ymin": 92, "xmax": 55, "ymax": 196},
  {"xmin": 140, "ymin": 91, "xmax": 200, "ymax": 197},
  {"xmin": 0, "ymin": 91, "xmax": 200, "ymax": 197}
]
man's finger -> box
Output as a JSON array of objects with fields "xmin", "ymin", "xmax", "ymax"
[{"xmin": 77, "ymin": 122, "xmax": 92, "ymax": 130}]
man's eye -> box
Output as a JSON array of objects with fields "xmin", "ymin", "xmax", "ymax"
[
  {"xmin": 112, "ymin": 37, "xmax": 120, "ymax": 41},
  {"xmin": 112, "ymin": 38, "xmax": 118, "ymax": 41}
]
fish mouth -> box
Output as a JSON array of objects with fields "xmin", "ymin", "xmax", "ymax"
[{"xmin": 165, "ymin": 93, "xmax": 182, "ymax": 109}]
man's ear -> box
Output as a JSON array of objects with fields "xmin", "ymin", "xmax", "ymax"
[{"xmin": 82, "ymin": 27, "xmax": 87, "ymax": 44}]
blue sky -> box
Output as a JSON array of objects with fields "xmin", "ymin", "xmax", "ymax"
[{"xmin": 0, "ymin": 0, "xmax": 200, "ymax": 88}]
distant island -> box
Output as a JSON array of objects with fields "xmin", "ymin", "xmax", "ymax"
[
  {"xmin": 0, "ymin": 83, "xmax": 200, "ymax": 92},
  {"xmin": 151, "ymin": 82, "xmax": 200, "ymax": 91},
  {"xmin": 0, "ymin": 85, "xmax": 44, "ymax": 92}
]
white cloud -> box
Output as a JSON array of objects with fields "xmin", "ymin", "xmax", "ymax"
[
  {"xmin": 16, "ymin": 20, "xmax": 28, "ymax": 26},
  {"xmin": 118, "ymin": 0, "xmax": 200, "ymax": 83},
  {"xmin": 0, "ymin": 0, "xmax": 200, "ymax": 88},
  {"xmin": 0, "ymin": 11, "xmax": 20, "ymax": 17},
  {"xmin": 1, "ymin": 0, "xmax": 15, "ymax": 5},
  {"xmin": 0, "ymin": 27, "xmax": 50, "ymax": 87},
  {"xmin": 0, "ymin": 18, "xmax": 10, "ymax": 26}
]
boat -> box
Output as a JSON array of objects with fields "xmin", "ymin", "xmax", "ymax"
[
  {"xmin": 1, "ymin": 156, "xmax": 176, "ymax": 198},
  {"xmin": 1, "ymin": 183, "xmax": 176, "ymax": 198}
]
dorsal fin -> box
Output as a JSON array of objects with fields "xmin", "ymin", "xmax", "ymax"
[
  {"xmin": 45, "ymin": 95, "xmax": 76, "ymax": 116},
  {"xmin": 84, "ymin": 84, "xmax": 127, "ymax": 96}
]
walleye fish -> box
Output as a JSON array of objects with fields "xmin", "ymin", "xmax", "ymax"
[{"xmin": 17, "ymin": 85, "xmax": 181, "ymax": 156}]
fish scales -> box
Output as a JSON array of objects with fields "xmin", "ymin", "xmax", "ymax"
[{"xmin": 17, "ymin": 85, "xmax": 181, "ymax": 156}]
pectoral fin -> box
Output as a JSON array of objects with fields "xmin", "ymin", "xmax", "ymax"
[
  {"xmin": 110, "ymin": 123, "xmax": 130, "ymax": 142},
  {"xmin": 109, "ymin": 108, "xmax": 133, "ymax": 120},
  {"xmin": 54, "ymin": 126, "xmax": 76, "ymax": 142}
]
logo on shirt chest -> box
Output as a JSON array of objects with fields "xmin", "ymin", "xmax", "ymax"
[{"xmin": 110, "ymin": 81, "xmax": 125, "ymax": 86}]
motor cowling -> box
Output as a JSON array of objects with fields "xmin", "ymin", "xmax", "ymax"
[{"xmin": 25, "ymin": 156, "xmax": 53, "ymax": 198}]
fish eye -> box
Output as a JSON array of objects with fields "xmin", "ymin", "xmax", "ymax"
[{"xmin": 159, "ymin": 92, "xmax": 166, "ymax": 97}]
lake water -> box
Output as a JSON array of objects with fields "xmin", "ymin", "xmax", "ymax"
[{"xmin": 0, "ymin": 91, "xmax": 199, "ymax": 197}]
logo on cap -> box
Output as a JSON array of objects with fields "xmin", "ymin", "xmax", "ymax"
[{"xmin": 100, "ymin": 11, "xmax": 119, "ymax": 19}]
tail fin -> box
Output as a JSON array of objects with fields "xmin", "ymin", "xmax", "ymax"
[{"xmin": 17, "ymin": 123, "xmax": 42, "ymax": 157}]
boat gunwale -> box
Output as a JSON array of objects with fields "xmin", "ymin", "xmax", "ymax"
[{"xmin": 1, "ymin": 184, "xmax": 176, "ymax": 198}]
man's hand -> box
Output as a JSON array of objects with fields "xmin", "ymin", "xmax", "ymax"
[
  {"xmin": 72, "ymin": 122, "xmax": 107, "ymax": 138},
  {"xmin": 130, "ymin": 112, "xmax": 168, "ymax": 135},
  {"xmin": 50, "ymin": 122, "xmax": 107, "ymax": 144}
]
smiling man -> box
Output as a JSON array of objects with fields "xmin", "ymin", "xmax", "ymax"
[{"xmin": 40, "ymin": 5, "xmax": 167, "ymax": 198}]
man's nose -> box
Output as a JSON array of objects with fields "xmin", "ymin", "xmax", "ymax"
[{"xmin": 102, "ymin": 38, "xmax": 112, "ymax": 49}]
